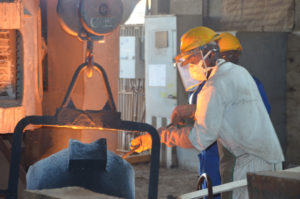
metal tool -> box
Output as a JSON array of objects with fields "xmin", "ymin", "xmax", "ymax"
[
  {"xmin": 166, "ymin": 123, "xmax": 174, "ymax": 128},
  {"xmin": 197, "ymin": 173, "xmax": 213, "ymax": 199},
  {"xmin": 122, "ymin": 145, "xmax": 140, "ymax": 159},
  {"xmin": 122, "ymin": 123, "xmax": 175, "ymax": 160}
]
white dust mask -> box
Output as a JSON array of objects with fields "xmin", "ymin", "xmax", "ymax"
[{"xmin": 188, "ymin": 50, "xmax": 212, "ymax": 82}]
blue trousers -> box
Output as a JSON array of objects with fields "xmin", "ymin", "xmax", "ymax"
[{"xmin": 198, "ymin": 142, "xmax": 221, "ymax": 199}]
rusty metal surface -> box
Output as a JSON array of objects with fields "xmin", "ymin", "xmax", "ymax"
[
  {"xmin": 247, "ymin": 170, "xmax": 300, "ymax": 199},
  {"xmin": 56, "ymin": 107, "xmax": 121, "ymax": 128},
  {"xmin": 0, "ymin": 1, "xmax": 22, "ymax": 29}
]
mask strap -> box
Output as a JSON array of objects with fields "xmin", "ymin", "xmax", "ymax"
[
  {"xmin": 202, "ymin": 50, "xmax": 212, "ymax": 61},
  {"xmin": 200, "ymin": 50, "xmax": 212, "ymax": 78}
]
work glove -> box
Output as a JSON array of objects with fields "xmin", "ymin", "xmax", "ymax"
[
  {"xmin": 171, "ymin": 104, "xmax": 196, "ymax": 125},
  {"xmin": 130, "ymin": 125, "xmax": 195, "ymax": 153},
  {"xmin": 159, "ymin": 126, "xmax": 194, "ymax": 149},
  {"xmin": 130, "ymin": 133, "xmax": 152, "ymax": 153}
]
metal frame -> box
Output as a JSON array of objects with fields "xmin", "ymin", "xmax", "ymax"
[
  {"xmin": 60, "ymin": 61, "xmax": 116, "ymax": 111},
  {"xmin": 0, "ymin": 62, "xmax": 160, "ymax": 199}
]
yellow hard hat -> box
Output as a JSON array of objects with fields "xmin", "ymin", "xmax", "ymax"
[
  {"xmin": 180, "ymin": 26, "xmax": 219, "ymax": 52},
  {"xmin": 175, "ymin": 26, "xmax": 219, "ymax": 63},
  {"xmin": 218, "ymin": 32, "xmax": 243, "ymax": 53}
]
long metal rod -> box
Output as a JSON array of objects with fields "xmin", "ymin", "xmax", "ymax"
[
  {"xmin": 178, "ymin": 179, "xmax": 247, "ymax": 199},
  {"xmin": 93, "ymin": 63, "xmax": 116, "ymax": 111},
  {"xmin": 5, "ymin": 117, "xmax": 160, "ymax": 199},
  {"xmin": 122, "ymin": 145, "xmax": 139, "ymax": 159}
]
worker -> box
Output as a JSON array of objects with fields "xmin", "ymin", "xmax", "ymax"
[
  {"xmin": 185, "ymin": 32, "xmax": 272, "ymax": 199},
  {"xmin": 168, "ymin": 32, "xmax": 272, "ymax": 199},
  {"xmin": 131, "ymin": 26, "xmax": 284, "ymax": 199}
]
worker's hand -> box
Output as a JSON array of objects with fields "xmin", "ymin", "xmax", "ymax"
[
  {"xmin": 158, "ymin": 126, "xmax": 194, "ymax": 148},
  {"xmin": 130, "ymin": 133, "xmax": 152, "ymax": 153},
  {"xmin": 171, "ymin": 104, "xmax": 196, "ymax": 125}
]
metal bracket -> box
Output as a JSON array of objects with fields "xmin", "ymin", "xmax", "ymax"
[{"xmin": 197, "ymin": 173, "xmax": 213, "ymax": 199}]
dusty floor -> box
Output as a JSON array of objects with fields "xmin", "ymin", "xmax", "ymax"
[{"xmin": 133, "ymin": 163, "xmax": 198, "ymax": 199}]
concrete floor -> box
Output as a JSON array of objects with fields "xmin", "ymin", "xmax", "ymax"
[{"xmin": 133, "ymin": 163, "xmax": 198, "ymax": 199}]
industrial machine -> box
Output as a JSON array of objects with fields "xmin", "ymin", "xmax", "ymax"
[
  {"xmin": 57, "ymin": 0, "xmax": 123, "ymax": 41},
  {"xmin": 0, "ymin": 0, "xmax": 160, "ymax": 198}
]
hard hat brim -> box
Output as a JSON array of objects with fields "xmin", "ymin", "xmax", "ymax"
[{"xmin": 175, "ymin": 35, "xmax": 221, "ymax": 65}]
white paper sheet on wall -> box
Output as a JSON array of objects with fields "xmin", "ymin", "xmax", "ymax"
[{"xmin": 148, "ymin": 64, "xmax": 166, "ymax": 87}]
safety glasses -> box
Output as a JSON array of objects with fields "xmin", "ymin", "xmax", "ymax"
[
  {"xmin": 174, "ymin": 49, "xmax": 212, "ymax": 67},
  {"xmin": 174, "ymin": 42, "xmax": 219, "ymax": 67}
]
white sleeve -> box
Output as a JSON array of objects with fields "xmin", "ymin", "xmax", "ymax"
[{"xmin": 188, "ymin": 83, "xmax": 224, "ymax": 151}]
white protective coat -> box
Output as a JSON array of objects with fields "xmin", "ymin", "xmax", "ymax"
[{"xmin": 187, "ymin": 60, "xmax": 284, "ymax": 198}]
